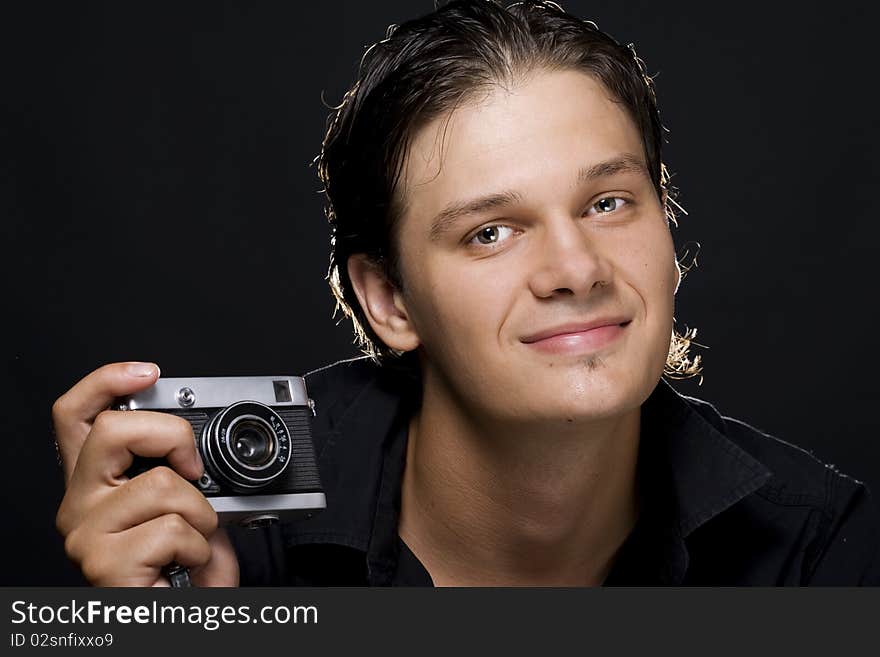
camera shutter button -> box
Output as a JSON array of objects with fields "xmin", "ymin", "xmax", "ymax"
[{"xmin": 177, "ymin": 387, "xmax": 195, "ymax": 407}]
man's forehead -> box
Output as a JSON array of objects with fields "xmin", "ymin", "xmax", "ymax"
[{"xmin": 398, "ymin": 70, "xmax": 645, "ymax": 194}]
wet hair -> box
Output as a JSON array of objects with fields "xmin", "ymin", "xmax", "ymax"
[{"xmin": 316, "ymin": 0, "xmax": 701, "ymax": 381}]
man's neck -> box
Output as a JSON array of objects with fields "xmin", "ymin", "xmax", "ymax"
[{"xmin": 398, "ymin": 374, "xmax": 642, "ymax": 587}]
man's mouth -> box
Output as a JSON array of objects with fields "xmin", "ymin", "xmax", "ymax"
[{"xmin": 521, "ymin": 319, "xmax": 632, "ymax": 355}]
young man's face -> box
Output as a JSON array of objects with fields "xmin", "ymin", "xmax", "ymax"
[{"xmin": 388, "ymin": 69, "xmax": 679, "ymax": 423}]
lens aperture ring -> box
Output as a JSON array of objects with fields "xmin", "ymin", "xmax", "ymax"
[{"xmin": 201, "ymin": 401, "xmax": 292, "ymax": 491}]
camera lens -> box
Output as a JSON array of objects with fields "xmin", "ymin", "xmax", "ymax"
[
  {"xmin": 230, "ymin": 420, "xmax": 275, "ymax": 467},
  {"xmin": 200, "ymin": 401, "xmax": 292, "ymax": 491}
]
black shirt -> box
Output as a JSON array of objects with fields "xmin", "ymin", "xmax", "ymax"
[{"xmin": 229, "ymin": 357, "xmax": 880, "ymax": 585}]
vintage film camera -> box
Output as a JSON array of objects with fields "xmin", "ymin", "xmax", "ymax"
[{"xmin": 118, "ymin": 376, "xmax": 326, "ymax": 529}]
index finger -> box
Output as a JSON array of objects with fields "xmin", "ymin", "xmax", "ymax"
[{"xmin": 52, "ymin": 362, "xmax": 160, "ymax": 482}]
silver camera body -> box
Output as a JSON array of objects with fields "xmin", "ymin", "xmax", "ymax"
[{"xmin": 119, "ymin": 376, "xmax": 326, "ymax": 529}]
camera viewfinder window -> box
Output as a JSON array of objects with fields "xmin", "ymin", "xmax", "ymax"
[{"xmin": 273, "ymin": 380, "xmax": 292, "ymax": 403}]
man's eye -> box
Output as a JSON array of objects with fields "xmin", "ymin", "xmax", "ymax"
[
  {"xmin": 469, "ymin": 225, "xmax": 516, "ymax": 246},
  {"xmin": 588, "ymin": 196, "xmax": 628, "ymax": 215}
]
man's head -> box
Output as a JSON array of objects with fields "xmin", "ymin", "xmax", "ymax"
[{"xmin": 317, "ymin": 0, "xmax": 700, "ymax": 420}]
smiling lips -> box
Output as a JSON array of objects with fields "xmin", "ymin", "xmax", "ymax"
[{"xmin": 521, "ymin": 318, "xmax": 631, "ymax": 355}]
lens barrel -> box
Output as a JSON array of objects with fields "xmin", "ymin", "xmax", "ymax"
[{"xmin": 200, "ymin": 401, "xmax": 292, "ymax": 491}]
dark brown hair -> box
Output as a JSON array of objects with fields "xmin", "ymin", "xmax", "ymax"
[{"xmin": 316, "ymin": 0, "xmax": 701, "ymax": 380}]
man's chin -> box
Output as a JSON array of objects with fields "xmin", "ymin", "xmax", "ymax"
[{"xmin": 520, "ymin": 373, "xmax": 645, "ymax": 421}]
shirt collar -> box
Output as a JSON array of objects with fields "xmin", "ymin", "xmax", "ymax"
[
  {"xmin": 610, "ymin": 379, "xmax": 774, "ymax": 585},
  {"xmin": 643, "ymin": 379, "xmax": 774, "ymax": 539}
]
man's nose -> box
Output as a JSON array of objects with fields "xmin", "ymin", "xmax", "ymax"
[{"xmin": 527, "ymin": 216, "xmax": 614, "ymax": 298}]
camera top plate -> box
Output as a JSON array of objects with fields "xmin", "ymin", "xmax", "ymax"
[{"xmin": 119, "ymin": 376, "xmax": 310, "ymax": 410}]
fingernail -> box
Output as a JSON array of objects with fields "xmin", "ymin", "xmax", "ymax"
[{"xmin": 126, "ymin": 362, "xmax": 159, "ymax": 378}]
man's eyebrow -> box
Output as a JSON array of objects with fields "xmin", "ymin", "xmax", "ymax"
[
  {"xmin": 428, "ymin": 190, "xmax": 522, "ymax": 242},
  {"xmin": 426, "ymin": 154, "xmax": 650, "ymax": 242},
  {"xmin": 577, "ymin": 153, "xmax": 651, "ymax": 185}
]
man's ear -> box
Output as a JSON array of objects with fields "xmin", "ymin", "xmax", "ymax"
[{"xmin": 347, "ymin": 254, "xmax": 421, "ymax": 352}]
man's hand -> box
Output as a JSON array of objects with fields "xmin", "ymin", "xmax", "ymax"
[{"xmin": 52, "ymin": 362, "xmax": 239, "ymax": 587}]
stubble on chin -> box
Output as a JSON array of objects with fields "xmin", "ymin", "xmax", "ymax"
[{"xmin": 580, "ymin": 355, "xmax": 605, "ymax": 371}]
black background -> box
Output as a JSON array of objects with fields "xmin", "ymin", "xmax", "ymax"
[{"xmin": 3, "ymin": 1, "xmax": 878, "ymax": 585}]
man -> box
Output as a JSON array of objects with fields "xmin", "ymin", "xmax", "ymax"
[{"xmin": 52, "ymin": 0, "xmax": 879, "ymax": 585}]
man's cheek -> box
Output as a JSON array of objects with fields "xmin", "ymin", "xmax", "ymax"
[{"xmin": 624, "ymin": 248, "xmax": 675, "ymax": 297}]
